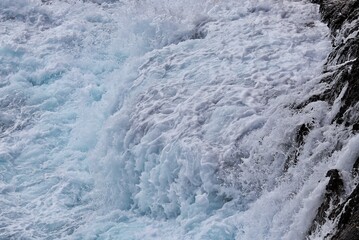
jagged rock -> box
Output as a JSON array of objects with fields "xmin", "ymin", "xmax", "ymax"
[
  {"xmin": 326, "ymin": 170, "xmax": 345, "ymax": 195},
  {"xmin": 331, "ymin": 184, "xmax": 359, "ymax": 240},
  {"xmin": 303, "ymin": 1, "xmax": 359, "ymax": 127},
  {"xmin": 334, "ymin": 59, "xmax": 359, "ymax": 126},
  {"xmin": 312, "ymin": 0, "xmax": 359, "ymax": 35},
  {"xmin": 307, "ymin": 1, "xmax": 359, "ymax": 239},
  {"xmin": 353, "ymin": 157, "xmax": 359, "ymax": 176},
  {"xmin": 284, "ymin": 123, "xmax": 312, "ymax": 171},
  {"xmin": 297, "ymin": 123, "xmax": 311, "ymax": 146},
  {"xmin": 309, "ymin": 169, "xmax": 344, "ymax": 235},
  {"xmin": 176, "ymin": 19, "xmax": 209, "ymax": 42}
]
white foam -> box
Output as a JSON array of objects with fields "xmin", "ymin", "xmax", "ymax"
[{"xmin": 0, "ymin": 0, "xmax": 350, "ymax": 239}]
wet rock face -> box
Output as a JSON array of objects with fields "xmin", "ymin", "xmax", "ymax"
[
  {"xmin": 309, "ymin": 169, "xmax": 344, "ymax": 235},
  {"xmin": 313, "ymin": 0, "xmax": 359, "ymax": 35},
  {"xmin": 331, "ymin": 157, "xmax": 359, "ymax": 240},
  {"xmin": 308, "ymin": 0, "xmax": 359, "ymax": 239},
  {"xmin": 305, "ymin": 0, "xmax": 359, "ymax": 128},
  {"xmin": 325, "ymin": 169, "xmax": 344, "ymax": 196},
  {"xmin": 332, "ymin": 184, "xmax": 359, "ymax": 240}
]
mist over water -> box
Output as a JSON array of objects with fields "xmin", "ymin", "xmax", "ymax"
[{"xmin": 1, "ymin": 0, "xmax": 354, "ymax": 239}]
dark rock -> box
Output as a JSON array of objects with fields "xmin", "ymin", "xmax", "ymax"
[
  {"xmin": 353, "ymin": 157, "xmax": 359, "ymax": 177},
  {"xmin": 301, "ymin": 1, "xmax": 359, "ymax": 128},
  {"xmin": 297, "ymin": 123, "xmax": 311, "ymax": 146},
  {"xmin": 307, "ymin": 1, "xmax": 359, "ymax": 238},
  {"xmin": 331, "ymin": 183, "xmax": 359, "ymax": 240},
  {"xmin": 309, "ymin": 169, "xmax": 344, "ymax": 235},
  {"xmin": 334, "ymin": 58, "xmax": 359, "ymax": 125},
  {"xmin": 353, "ymin": 123, "xmax": 359, "ymax": 131},
  {"xmin": 326, "ymin": 169, "xmax": 345, "ymax": 195},
  {"xmin": 313, "ymin": 0, "xmax": 359, "ymax": 36},
  {"xmin": 284, "ymin": 123, "xmax": 312, "ymax": 171},
  {"xmin": 176, "ymin": 19, "xmax": 210, "ymax": 43}
]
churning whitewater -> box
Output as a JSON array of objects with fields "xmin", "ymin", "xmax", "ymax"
[{"xmin": 2, "ymin": 0, "xmax": 353, "ymax": 239}]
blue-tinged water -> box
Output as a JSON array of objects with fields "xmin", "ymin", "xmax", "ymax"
[{"xmin": 1, "ymin": 0, "xmax": 356, "ymax": 239}]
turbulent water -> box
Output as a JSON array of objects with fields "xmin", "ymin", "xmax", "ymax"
[{"xmin": 1, "ymin": 0, "xmax": 358, "ymax": 239}]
